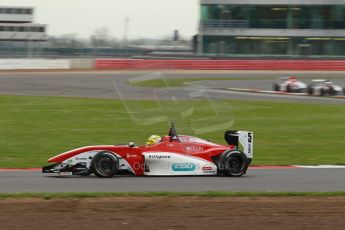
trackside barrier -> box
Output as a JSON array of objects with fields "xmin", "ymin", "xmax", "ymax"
[
  {"xmin": 70, "ymin": 58, "xmax": 94, "ymax": 69},
  {"xmin": 0, "ymin": 59, "xmax": 70, "ymax": 70},
  {"xmin": 95, "ymin": 59, "xmax": 345, "ymax": 71}
]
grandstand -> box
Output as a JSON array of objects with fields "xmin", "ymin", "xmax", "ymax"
[
  {"xmin": 198, "ymin": 0, "xmax": 345, "ymax": 57},
  {"xmin": 0, "ymin": 6, "xmax": 47, "ymax": 57}
]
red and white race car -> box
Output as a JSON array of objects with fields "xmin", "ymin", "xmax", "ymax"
[
  {"xmin": 273, "ymin": 77, "xmax": 307, "ymax": 93},
  {"xmin": 307, "ymin": 79, "xmax": 345, "ymax": 96},
  {"xmin": 43, "ymin": 124, "xmax": 254, "ymax": 178}
]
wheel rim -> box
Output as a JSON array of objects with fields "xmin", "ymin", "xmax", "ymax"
[
  {"xmin": 96, "ymin": 156, "xmax": 115, "ymax": 175},
  {"xmin": 227, "ymin": 156, "xmax": 244, "ymax": 173}
]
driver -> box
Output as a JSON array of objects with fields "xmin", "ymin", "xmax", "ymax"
[
  {"xmin": 288, "ymin": 76, "xmax": 297, "ymax": 83},
  {"xmin": 146, "ymin": 135, "xmax": 162, "ymax": 146}
]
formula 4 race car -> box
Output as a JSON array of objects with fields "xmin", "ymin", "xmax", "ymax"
[
  {"xmin": 43, "ymin": 124, "xmax": 253, "ymax": 178},
  {"xmin": 273, "ymin": 77, "xmax": 307, "ymax": 93},
  {"xmin": 307, "ymin": 79, "xmax": 345, "ymax": 96}
]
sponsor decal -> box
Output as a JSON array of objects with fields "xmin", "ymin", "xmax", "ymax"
[
  {"xmin": 148, "ymin": 155, "xmax": 171, "ymax": 159},
  {"xmin": 179, "ymin": 137, "xmax": 190, "ymax": 142},
  {"xmin": 202, "ymin": 164, "xmax": 216, "ymax": 173},
  {"xmin": 248, "ymin": 133, "xmax": 253, "ymax": 153},
  {"xmin": 185, "ymin": 146, "xmax": 203, "ymax": 152},
  {"xmin": 67, "ymin": 159, "xmax": 73, "ymax": 164},
  {"xmin": 126, "ymin": 153, "xmax": 138, "ymax": 158},
  {"xmin": 172, "ymin": 163, "xmax": 196, "ymax": 172},
  {"xmin": 76, "ymin": 157, "xmax": 87, "ymax": 161},
  {"xmin": 202, "ymin": 166, "xmax": 213, "ymax": 171}
]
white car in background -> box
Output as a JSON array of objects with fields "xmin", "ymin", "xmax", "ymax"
[
  {"xmin": 307, "ymin": 79, "xmax": 345, "ymax": 96},
  {"xmin": 273, "ymin": 77, "xmax": 307, "ymax": 93}
]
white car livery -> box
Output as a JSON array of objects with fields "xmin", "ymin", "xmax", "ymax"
[
  {"xmin": 308, "ymin": 79, "xmax": 345, "ymax": 96},
  {"xmin": 273, "ymin": 77, "xmax": 307, "ymax": 93}
]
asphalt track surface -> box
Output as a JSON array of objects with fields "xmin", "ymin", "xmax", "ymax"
[
  {"xmin": 1, "ymin": 168, "xmax": 345, "ymax": 192},
  {"xmin": 0, "ymin": 70, "xmax": 344, "ymax": 192},
  {"xmin": 0, "ymin": 70, "xmax": 345, "ymax": 104}
]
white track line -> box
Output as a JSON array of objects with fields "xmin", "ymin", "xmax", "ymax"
[{"xmin": 293, "ymin": 165, "xmax": 345, "ymax": 169}]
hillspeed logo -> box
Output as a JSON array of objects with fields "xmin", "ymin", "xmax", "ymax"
[
  {"xmin": 148, "ymin": 155, "xmax": 171, "ymax": 159},
  {"xmin": 172, "ymin": 163, "xmax": 196, "ymax": 172}
]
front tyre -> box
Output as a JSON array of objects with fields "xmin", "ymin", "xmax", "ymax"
[
  {"xmin": 91, "ymin": 151, "xmax": 119, "ymax": 178},
  {"xmin": 273, "ymin": 83, "xmax": 280, "ymax": 91},
  {"xmin": 218, "ymin": 150, "xmax": 248, "ymax": 177}
]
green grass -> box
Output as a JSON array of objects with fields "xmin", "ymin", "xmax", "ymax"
[
  {"xmin": 1, "ymin": 191, "xmax": 345, "ymax": 199},
  {"xmin": 129, "ymin": 77, "xmax": 273, "ymax": 87},
  {"xmin": 0, "ymin": 95, "xmax": 345, "ymax": 167}
]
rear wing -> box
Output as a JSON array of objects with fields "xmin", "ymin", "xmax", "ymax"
[
  {"xmin": 225, "ymin": 130, "xmax": 254, "ymax": 158},
  {"xmin": 310, "ymin": 79, "xmax": 327, "ymax": 83},
  {"xmin": 274, "ymin": 77, "xmax": 288, "ymax": 83}
]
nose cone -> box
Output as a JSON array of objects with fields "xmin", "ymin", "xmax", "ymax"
[
  {"xmin": 48, "ymin": 152, "xmax": 69, "ymax": 162},
  {"xmin": 46, "ymin": 145, "xmax": 116, "ymax": 163},
  {"xmin": 47, "ymin": 148, "xmax": 85, "ymax": 163}
]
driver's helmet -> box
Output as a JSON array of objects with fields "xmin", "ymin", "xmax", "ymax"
[
  {"xmin": 289, "ymin": 76, "xmax": 297, "ymax": 82},
  {"xmin": 146, "ymin": 135, "xmax": 162, "ymax": 146}
]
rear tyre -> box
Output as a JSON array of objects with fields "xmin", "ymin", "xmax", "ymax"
[
  {"xmin": 91, "ymin": 151, "xmax": 119, "ymax": 178},
  {"xmin": 218, "ymin": 150, "xmax": 248, "ymax": 177},
  {"xmin": 286, "ymin": 84, "xmax": 292, "ymax": 93},
  {"xmin": 307, "ymin": 86, "xmax": 314, "ymax": 95}
]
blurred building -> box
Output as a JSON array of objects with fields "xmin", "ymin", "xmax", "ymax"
[
  {"xmin": 198, "ymin": 0, "xmax": 345, "ymax": 57},
  {"xmin": 0, "ymin": 6, "xmax": 47, "ymax": 55}
]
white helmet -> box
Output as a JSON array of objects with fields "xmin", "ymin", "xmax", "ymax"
[{"xmin": 146, "ymin": 135, "xmax": 162, "ymax": 146}]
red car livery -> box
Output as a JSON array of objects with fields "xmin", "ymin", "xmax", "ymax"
[{"xmin": 43, "ymin": 124, "xmax": 254, "ymax": 178}]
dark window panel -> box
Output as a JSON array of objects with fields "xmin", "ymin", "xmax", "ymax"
[{"xmin": 201, "ymin": 5, "xmax": 345, "ymax": 29}]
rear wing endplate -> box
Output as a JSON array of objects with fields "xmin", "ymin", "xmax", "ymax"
[{"xmin": 225, "ymin": 130, "xmax": 254, "ymax": 158}]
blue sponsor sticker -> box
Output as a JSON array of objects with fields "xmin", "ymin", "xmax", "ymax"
[{"xmin": 172, "ymin": 163, "xmax": 196, "ymax": 172}]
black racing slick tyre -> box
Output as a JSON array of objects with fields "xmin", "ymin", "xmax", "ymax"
[
  {"xmin": 218, "ymin": 150, "xmax": 248, "ymax": 177},
  {"xmin": 307, "ymin": 86, "xmax": 314, "ymax": 95},
  {"xmin": 286, "ymin": 84, "xmax": 292, "ymax": 93},
  {"xmin": 320, "ymin": 88, "xmax": 325, "ymax": 96},
  {"xmin": 91, "ymin": 151, "xmax": 119, "ymax": 178},
  {"xmin": 273, "ymin": 83, "xmax": 280, "ymax": 91}
]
